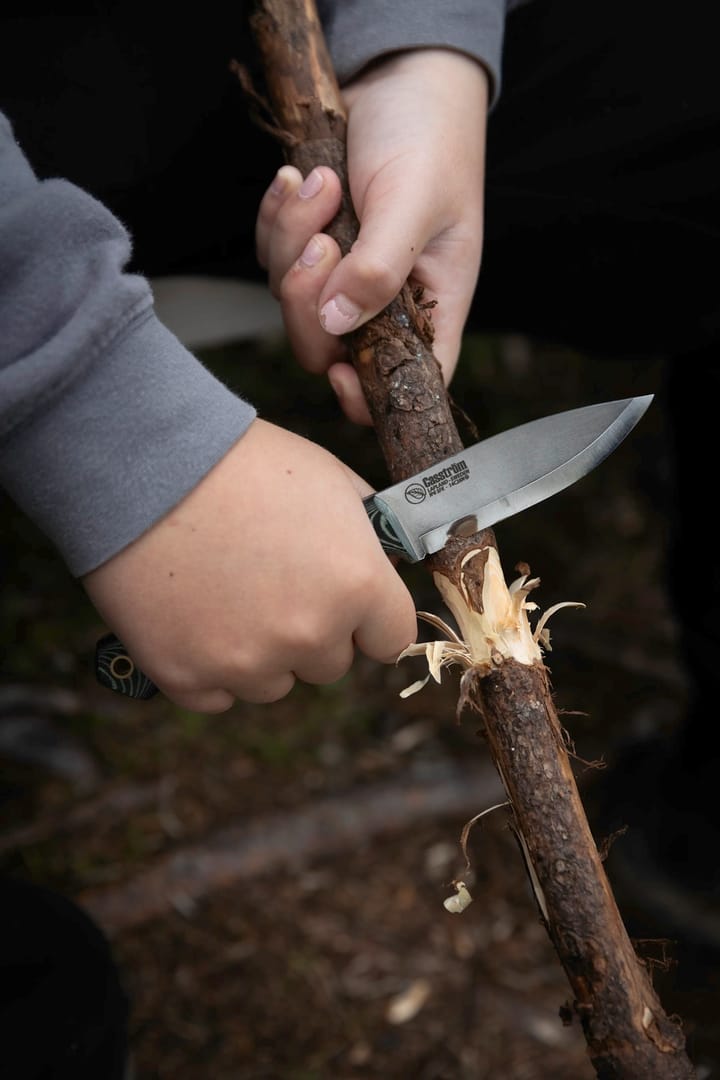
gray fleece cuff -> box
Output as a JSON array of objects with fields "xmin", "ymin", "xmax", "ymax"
[
  {"xmin": 0, "ymin": 311, "xmax": 257, "ymax": 576},
  {"xmin": 321, "ymin": 0, "xmax": 509, "ymax": 105}
]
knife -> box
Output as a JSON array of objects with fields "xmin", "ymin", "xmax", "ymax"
[{"xmin": 95, "ymin": 395, "xmax": 652, "ymax": 700}]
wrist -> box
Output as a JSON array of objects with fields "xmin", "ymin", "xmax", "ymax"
[{"xmin": 345, "ymin": 47, "xmax": 489, "ymax": 110}]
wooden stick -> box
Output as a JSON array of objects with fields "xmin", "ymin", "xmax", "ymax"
[{"xmin": 239, "ymin": 3, "xmax": 695, "ymax": 1075}]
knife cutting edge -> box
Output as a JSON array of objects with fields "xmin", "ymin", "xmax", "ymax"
[{"xmin": 94, "ymin": 395, "xmax": 653, "ymax": 699}]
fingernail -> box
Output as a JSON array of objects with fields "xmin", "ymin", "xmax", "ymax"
[
  {"xmin": 298, "ymin": 169, "xmax": 324, "ymax": 199},
  {"xmin": 299, "ymin": 236, "xmax": 325, "ymax": 268},
  {"xmin": 320, "ymin": 294, "xmax": 362, "ymax": 335},
  {"xmin": 270, "ymin": 168, "xmax": 290, "ymax": 196}
]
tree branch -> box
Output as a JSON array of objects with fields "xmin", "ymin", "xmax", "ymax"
[{"xmin": 239, "ymin": 3, "xmax": 695, "ymax": 1075}]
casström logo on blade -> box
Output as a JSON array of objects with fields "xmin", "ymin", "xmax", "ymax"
[{"xmin": 404, "ymin": 483, "xmax": 427, "ymax": 504}]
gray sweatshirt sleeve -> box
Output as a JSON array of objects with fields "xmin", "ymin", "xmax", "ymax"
[
  {"xmin": 0, "ymin": 112, "xmax": 257, "ymax": 577},
  {"xmin": 319, "ymin": 0, "xmax": 528, "ymax": 105}
]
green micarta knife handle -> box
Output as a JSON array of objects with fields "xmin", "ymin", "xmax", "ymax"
[
  {"xmin": 95, "ymin": 634, "xmax": 160, "ymax": 700},
  {"xmin": 362, "ymin": 495, "xmax": 411, "ymax": 558},
  {"xmin": 94, "ymin": 497, "xmax": 412, "ymax": 701}
]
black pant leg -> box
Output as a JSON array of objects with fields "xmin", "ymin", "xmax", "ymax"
[
  {"xmin": 469, "ymin": 2, "xmax": 720, "ymax": 879},
  {"xmin": 0, "ymin": 878, "xmax": 130, "ymax": 1080},
  {"xmin": 477, "ymin": 0, "xmax": 720, "ymax": 357},
  {"xmin": 664, "ymin": 346, "xmax": 720, "ymax": 745}
]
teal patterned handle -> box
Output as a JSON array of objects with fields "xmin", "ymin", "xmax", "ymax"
[
  {"xmin": 95, "ymin": 496, "xmax": 413, "ymax": 700},
  {"xmin": 95, "ymin": 633, "xmax": 159, "ymax": 700},
  {"xmin": 361, "ymin": 495, "xmax": 412, "ymax": 559}
]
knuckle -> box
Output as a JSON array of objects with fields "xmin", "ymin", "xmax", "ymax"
[
  {"xmin": 374, "ymin": 583, "xmax": 418, "ymax": 655},
  {"xmin": 156, "ymin": 665, "xmax": 201, "ymax": 698},
  {"xmin": 255, "ymin": 202, "xmax": 273, "ymax": 238},
  {"xmin": 255, "ymin": 244, "xmax": 268, "ymax": 272},
  {"xmin": 273, "ymin": 200, "xmax": 307, "ymax": 244},
  {"xmin": 350, "ymin": 563, "xmax": 378, "ymax": 601},
  {"xmin": 166, "ymin": 686, "xmax": 234, "ymax": 714},
  {"xmin": 198, "ymin": 693, "xmax": 235, "ymax": 715},
  {"xmin": 201, "ymin": 644, "xmax": 297, "ymax": 706},
  {"xmin": 222, "ymin": 642, "xmax": 261, "ymax": 682},
  {"xmin": 280, "ymin": 611, "xmax": 327, "ymax": 654},
  {"xmin": 350, "ymin": 249, "xmax": 406, "ymax": 305},
  {"xmin": 245, "ymin": 673, "xmax": 296, "ymax": 704},
  {"xmin": 278, "ymin": 263, "xmax": 310, "ymax": 304},
  {"xmin": 316, "ymin": 655, "xmax": 353, "ymax": 686}
]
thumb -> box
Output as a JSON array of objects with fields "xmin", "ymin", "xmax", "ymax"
[
  {"xmin": 337, "ymin": 458, "xmax": 376, "ymax": 501},
  {"xmin": 317, "ymin": 183, "xmax": 431, "ymax": 337}
]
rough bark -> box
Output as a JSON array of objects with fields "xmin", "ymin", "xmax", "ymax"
[
  {"xmin": 239, "ymin": 3, "xmax": 696, "ymax": 1076},
  {"xmin": 238, "ymin": 0, "xmax": 460, "ymax": 477}
]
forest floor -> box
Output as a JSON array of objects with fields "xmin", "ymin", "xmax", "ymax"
[{"xmin": 2, "ymin": 323, "xmax": 718, "ymax": 1078}]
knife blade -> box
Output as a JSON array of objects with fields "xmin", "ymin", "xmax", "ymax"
[
  {"xmin": 95, "ymin": 394, "xmax": 652, "ymax": 699},
  {"xmin": 363, "ymin": 395, "xmax": 653, "ymax": 561}
]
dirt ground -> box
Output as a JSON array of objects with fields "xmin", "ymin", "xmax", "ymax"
[{"xmin": 2, "ymin": 330, "xmax": 719, "ymax": 1078}]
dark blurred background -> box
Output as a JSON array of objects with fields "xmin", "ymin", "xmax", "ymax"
[
  {"xmin": 2, "ymin": 6, "xmax": 718, "ymax": 1075},
  {"xmin": 4, "ymin": 313, "xmax": 714, "ymax": 1077}
]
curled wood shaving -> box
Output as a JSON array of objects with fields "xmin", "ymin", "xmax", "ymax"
[{"xmin": 398, "ymin": 548, "xmax": 584, "ymax": 698}]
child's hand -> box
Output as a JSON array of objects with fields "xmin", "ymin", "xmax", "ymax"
[
  {"xmin": 255, "ymin": 48, "xmax": 488, "ymax": 423},
  {"xmin": 83, "ymin": 420, "xmax": 417, "ymax": 712}
]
